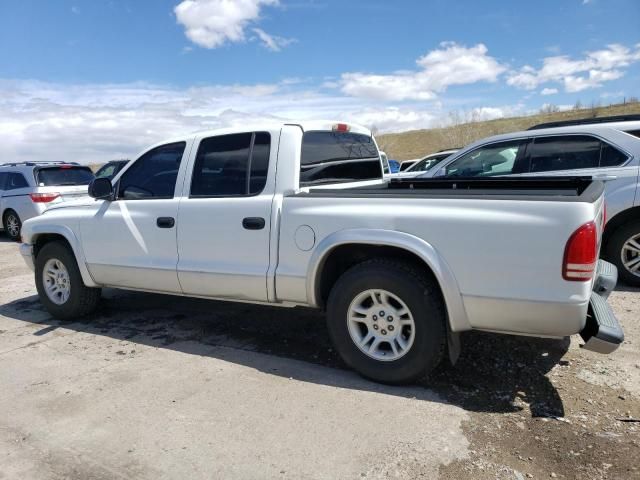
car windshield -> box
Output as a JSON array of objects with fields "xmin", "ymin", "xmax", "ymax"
[
  {"xmin": 405, "ymin": 153, "xmax": 454, "ymax": 172},
  {"xmin": 36, "ymin": 166, "xmax": 94, "ymax": 186},
  {"xmin": 95, "ymin": 161, "xmax": 127, "ymax": 179}
]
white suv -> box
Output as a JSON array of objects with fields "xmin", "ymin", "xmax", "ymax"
[
  {"xmin": 419, "ymin": 115, "xmax": 640, "ymax": 285},
  {"xmin": 0, "ymin": 162, "xmax": 94, "ymax": 240}
]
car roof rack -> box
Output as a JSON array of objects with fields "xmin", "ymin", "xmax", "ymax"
[
  {"xmin": 0, "ymin": 161, "xmax": 80, "ymax": 167},
  {"xmin": 527, "ymin": 114, "xmax": 640, "ymax": 130}
]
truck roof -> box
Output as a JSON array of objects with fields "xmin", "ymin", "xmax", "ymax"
[{"xmin": 190, "ymin": 120, "xmax": 372, "ymax": 138}]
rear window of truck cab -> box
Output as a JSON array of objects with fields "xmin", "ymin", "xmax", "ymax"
[
  {"xmin": 300, "ymin": 131, "xmax": 381, "ymax": 186},
  {"xmin": 36, "ymin": 166, "xmax": 94, "ymax": 186}
]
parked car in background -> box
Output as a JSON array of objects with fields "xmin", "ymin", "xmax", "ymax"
[
  {"xmin": 418, "ymin": 115, "xmax": 640, "ymax": 286},
  {"xmin": 388, "ymin": 159, "xmax": 400, "ymax": 173},
  {"xmin": 94, "ymin": 159, "xmax": 130, "ymax": 180},
  {"xmin": 0, "ymin": 162, "xmax": 94, "ymax": 240},
  {"xmin": 395, "ymin": 149, "xmax": 459, "ymax": 178},
  {"xmin": 20, "ymin": 121, "xmax": 621, "ymax": 384}
]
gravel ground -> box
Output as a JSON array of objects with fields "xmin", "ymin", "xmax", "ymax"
[{"xmin": 0, "ymin": 236, "xmax": 638, "ymax": 479}]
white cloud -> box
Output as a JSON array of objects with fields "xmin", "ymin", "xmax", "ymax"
[
  {"xmin": 340, "ymin": 42, "xmax": 507, "ymax": 101},
  {"xmin": 540, "ymin": 87, "xmax": 558, "ymax": 95},
  {"xmin": 174, "ymin": 0, "xmax": 281, "ymax": 49},
  {"xmin": 0, "ymin": 79, "xmax": 532, "ymax": 163},
  {"xmin": 507, "ymin": 43, "xmax": 640, "ymax": 92},
  {"xmin": 252, "ymin": 28, "xmax": 296, "ymax": 51},
  {"xmin": 564, "ymin": 69, "xmax": 624, "ymax": 92}
]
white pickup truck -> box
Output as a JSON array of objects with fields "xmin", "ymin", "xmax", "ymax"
[{"xmin": 19, "ymin": 121, "xmax": 624, "ymax": 384}]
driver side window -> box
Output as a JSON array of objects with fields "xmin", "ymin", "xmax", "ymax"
[
  {"xmin": 445, "ymin": 140, "xmax": 529, "ymax": 177},
  {"xmin": 118, "ymin": 142, "xmax": 186, "ymax": 200}
]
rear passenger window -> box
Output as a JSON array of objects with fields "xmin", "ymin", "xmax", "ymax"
[
  {"xmin": 6, "ymin": 173, "xmax": 28, "ymax": 190},
  {"xmin": 0, "ymin": 172, "xmax": 7, "ymax": 190},
  {"xmin": 118, "ymin": 142, "xmax": 186, "ymax": 200},
  {"xmin": 529, "ymin": 135, "xmax": 628, "ymax": 172},
  {"xmin": 600, "ymin": 142, "xmax": 628, "ymax": 167},
  {"xmin": 529, "ymin": 136, "xmax": 600, "ymax": 172},
  {"xmin": 190, "ymin": 132, "xmax": 271, "ymax": 197}
]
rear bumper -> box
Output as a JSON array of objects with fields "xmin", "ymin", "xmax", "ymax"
[
  {"xmin": 593, "ymin": 259, "xmax": 617, "ymax": 299},
  {"xmin": 580, "ymin": 261, "xmax": 624, "ymax": 354}
]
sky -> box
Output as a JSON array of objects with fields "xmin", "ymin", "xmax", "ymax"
[{"xmin": 1, "ymin": 0, "xmax": 639, "ymax": 163}]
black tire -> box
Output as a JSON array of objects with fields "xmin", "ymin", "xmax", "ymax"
[
  {"xmin": 604, "ymin": 219, "xmax": 640, "ymax": 287},
  {"xmin": 326, "ymin": 259, "xmax": 446, "ymax": 385},
  {"xmin": 3, "ymin": 210, "xmax": 22, "ymax": 241},
  {"xmin": 35, "ymin": 242, "xmax": 101, "ymax": 319}
]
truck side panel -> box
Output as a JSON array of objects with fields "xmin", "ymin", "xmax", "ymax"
[{"xmin": 276, "ymin": 195, "xmax": 602, "ymax": 336}]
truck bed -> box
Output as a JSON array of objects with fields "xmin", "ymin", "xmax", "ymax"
[{"xmin": 298, "ymin": 177, "xmax": 604, "ymax": 202}]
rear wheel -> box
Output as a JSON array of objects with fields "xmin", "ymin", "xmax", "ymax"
[
  {"xmin": 604, "ymin": 220, "xmax": 640, "ymax": 287},
  {"xmin": 3, "ymin": 210, "xmax": 21, "ymax": 241},
  {"xmin": 35, "ymin": 242, "xmax": 101, "ymax": 319},
  {"xmin": 326, "ymin": 259, "xmax": 446, "ymax": 385}
]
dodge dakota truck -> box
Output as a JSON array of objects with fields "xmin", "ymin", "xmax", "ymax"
[{"xmin": 19, "ymin": 121, "xmax": 624, "ymax": 384}]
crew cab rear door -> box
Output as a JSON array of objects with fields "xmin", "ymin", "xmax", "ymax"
[{"xmin": 176, "ymin": 129, "xmax": 278, "ymax": 302}]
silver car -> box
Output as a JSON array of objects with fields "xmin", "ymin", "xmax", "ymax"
[
  {"xmin": 419, "ymin": 115, "xmax": 640, "ymax": 285},
  {"xmin": 0, "ymin": 162, "xmax": 94, "ymax": 240}
]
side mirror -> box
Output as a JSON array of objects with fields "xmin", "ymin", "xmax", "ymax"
[{"xmin": 88, "ymin": 177, "xmax": 114, "ymax": 200}]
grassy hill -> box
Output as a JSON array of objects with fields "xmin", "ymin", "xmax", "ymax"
[{"xmin": 376, "ymin": 101, "xmax": 640, "ymax": 161}]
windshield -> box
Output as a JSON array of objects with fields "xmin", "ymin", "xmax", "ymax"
[
  {"xmin": 36, "ymin": 166, "xmax": 94, "ymax": 186},
  {"xmin": 300, "ymin": 131, "xmax": 381, "ymax": 186},
  {"xmin": 95, "ymin": 161, "xmax": 127, "ymax": 179},
  {"xmin": 405, "ymin": 152, "xmax": 454, "ymax": 172},
  {"xmin": 399, "ymin": 161, "xmax": 415, "ymax": 171}
]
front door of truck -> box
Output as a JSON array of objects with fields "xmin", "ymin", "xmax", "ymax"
[
  {"xmin": 176, "ymin": 130, "xmax": 277, "ymax": 302},
  {"xmin": 80, "ymin": 141, "xmax": 191, "ymax": 293}
]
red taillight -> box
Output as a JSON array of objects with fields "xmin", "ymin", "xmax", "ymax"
[
  {"xmin": 332, "ymin": 123, "xmax": 350, "ymax": 133},
  {"xmin": 563, "ymin": 221, "xmax": 598, "ymax": 281},
  {"xmin": 30, "ymin": 193, "xmax": 60, "ymax": 203},
  {"xmin": 60, "ymin": 165, "xmax": 72, "ymax": 169}
]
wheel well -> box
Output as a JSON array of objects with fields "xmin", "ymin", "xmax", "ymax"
[
  {"xmin": 33, "ymin": 234, "xmax": 73, "ymax": 259},
  {"xmin": 603, "ymin": 206, "xmax": 640, "ymax": 246},
  {"xmin": 2, "ymin": 208, "xmax": 17, "ymax": 221},
  {"xmin": 316, "ymin": 244, "xmax": 444, "ymax": 308}
]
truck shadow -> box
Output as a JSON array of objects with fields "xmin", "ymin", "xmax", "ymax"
[{"xmin": 1, "ymin": 289, "xmax": 568, "ymax": 417}]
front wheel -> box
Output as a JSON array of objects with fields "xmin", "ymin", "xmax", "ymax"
[
  {"xmin": 604, "ymin": 220, "xmax": 640, "ymax": 287},
  {"xmin": 326, "ymin": 259, "xmax": 446, "ymax": 385},
  {"xmin": 35, "ymin": 242, "xmax": 101, "ymax": 319}
]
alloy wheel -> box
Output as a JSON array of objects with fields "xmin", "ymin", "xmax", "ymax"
[
  {"xmin": 347, "ymin": 289, "xmax": 416, "ymax": 362},
  {"xmin": 42, "ymin": 258, "xmax": 71, "ymax": 305},
  {"xmin": 621, "ymin": 233, "xmax": 640, "ymax": 279}
]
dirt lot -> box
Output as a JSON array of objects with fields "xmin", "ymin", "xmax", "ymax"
[{"xmin": 0, "ymin": 237, "xmax": 638, "ymax": 479}]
